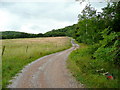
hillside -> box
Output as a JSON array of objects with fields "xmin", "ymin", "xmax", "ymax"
[
  {"xmin": 44, "ymin": 24, "xmax": 76, "ymax": 37},
  {"xmin": 0, "ymin": 31, "xmax": 44, "ymax": 39},
  {"xmin": 0, "ymin": 24, "xmax": 77, "ymax": 39}
]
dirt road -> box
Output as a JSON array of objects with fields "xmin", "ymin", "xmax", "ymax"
[{"xmin": 8, "ymin": 39, "xmax": 83, "ymax": 88}]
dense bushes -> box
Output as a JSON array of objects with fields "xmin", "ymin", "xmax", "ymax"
[
  {"xmin": 93, "ymin": 28, "xmax": 120, "ymax": 65},
  {"xmin": 67, "ymin": 43, "xmax": 119, "ymax": 88},
  {"xmin": 67, "ymin": 1, "xmax": 120, "ymax": 88},
  {"xmin": 72, "ymin": 2, "xmax": 120, "ymax": 67}
]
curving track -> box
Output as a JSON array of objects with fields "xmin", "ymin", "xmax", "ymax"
[{"xmin": 8, "ymin": 39, "xmax": 83, "ymax": 88}]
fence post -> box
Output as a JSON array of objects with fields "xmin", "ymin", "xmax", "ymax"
[
  {"xmin": 26, "ymin": 45, "xmax": 28, "ymax": 53},
  {"xmin": 2, "ymin": 46, "xmax": 5, "ymax": 56}
]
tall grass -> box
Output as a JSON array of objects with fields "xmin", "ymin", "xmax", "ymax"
[
  {"xmin": 67, "ymin": 43, "xmax": 119, "ymax": 88},
  {"xmin": 2, "ymin": 37, "xmax": 72, "ymax": 88}
]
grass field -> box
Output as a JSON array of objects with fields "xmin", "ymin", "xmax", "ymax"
[
  {"xmin": 67, "ymin": 42, "xmax": 119, "ymax": 88},
  {"xmin": 1, "ymin": 37, "xmax": 72, "ymax": 88}
]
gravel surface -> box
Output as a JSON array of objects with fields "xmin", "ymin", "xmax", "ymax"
[{"xmin": 8, "ymin": 39, "xmax": 83, "ymax": 88}]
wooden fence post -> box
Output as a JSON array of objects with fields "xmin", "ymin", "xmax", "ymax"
[
  {"xmin": 2, "ymin": 46, "xmax": 5, "ymax": 56},
  {"xmin": 26, "ymin": 45, "xmax": 28, "ymax": 53}
]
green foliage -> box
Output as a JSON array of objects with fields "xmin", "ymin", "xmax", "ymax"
[
  {"xmin": 70, "ymin": 2, "xmax": 120, "ymax": 67},
  {"xmin": 74, "ymin": 17, "xmax": 103, "ymax": 44},
  {"xmin": 1, "ymin": 31, "xmax": 44, "ymax": 39},
  {"xmin": 94, "ymin": 28, "xmax": 120, "ymax": 66},
  {"xmin": 67, "ymin": 43, "xmax": 119, "ymax": 88},
  {"xmin": 44, "ymin": 24, "xmax": 77, "ymax": 37},
  {"xmin": 44, "ymin": 29, "xmax": 66, "ymax": 37},
  {"xmin": 67, "ymin": 1, "xmax": 120, "ymax": 88},
  {"xmin": 78, "ymin": 4, "xmax": 97, "ymax": 20}
]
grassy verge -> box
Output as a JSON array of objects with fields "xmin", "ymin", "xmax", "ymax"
[
  {"xmin": 67, "ymin": 43, "xmax": 119, "ymax": 88},
  {"xmin": 2, "ymin": 37, "xmax": 72, "ymax": 88}
]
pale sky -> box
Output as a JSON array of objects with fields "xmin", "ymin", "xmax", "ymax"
[{"xmin": 0, "ymin": 0, "xmax": 107, "ymax": 34}]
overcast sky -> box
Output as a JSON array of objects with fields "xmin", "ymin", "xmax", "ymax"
[{"xmin": 0, "ymin": 0, "xmax": 107, "ymax": 34}]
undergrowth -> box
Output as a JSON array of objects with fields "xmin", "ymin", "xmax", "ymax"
[{"xmin": 67, "ymin": 43, "xmax": 119, "ymax": 88}]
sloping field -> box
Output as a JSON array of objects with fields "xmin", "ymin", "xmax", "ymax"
[{"xmin": 2, "ymin": 37, "xmax": 71, "ymax": 88}]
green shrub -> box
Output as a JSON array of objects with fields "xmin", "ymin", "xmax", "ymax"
[
  {"xmin": 67, "ymin": 42, "xmax": 119, "ymax": 88},
  {"xmin": 94, "ymin": 28, "xmax": 120, "ymax": 66}
]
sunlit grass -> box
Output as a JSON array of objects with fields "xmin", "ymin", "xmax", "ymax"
[{"xmin": 2, "ymin": 37, "xmax": 72, "ymax": 88}]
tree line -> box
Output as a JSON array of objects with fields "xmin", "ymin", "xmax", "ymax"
[
  {"xmin": 1, "ymin": 25, "xmax": 76, "ymax": 39},
  {"xmin": 0, "ymin": 31, "xmax": 44, "ymax": 39},
  {"xmin": 69, "ymin": 2, "xmax": 120, "ymax": 67},
  {"xmin": 75, "ymin": 2, "xmax": 120, "ymax": 67},
  {"xmin": 66, "ymin": 1, "xmax": 120, "ymax": 88},
  {"xmin": 1, "ymin": 27, "xmax": 72, "ymax": 39}
]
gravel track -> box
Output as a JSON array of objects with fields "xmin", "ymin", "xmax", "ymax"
[{"xmin": 8, "ymin": 39, "xmax": 83, "ymax": 88}]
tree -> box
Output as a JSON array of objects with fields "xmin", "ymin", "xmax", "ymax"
[{"xmin": 78, "ymin": 4, "xmax": 97, "ymax": 20}]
